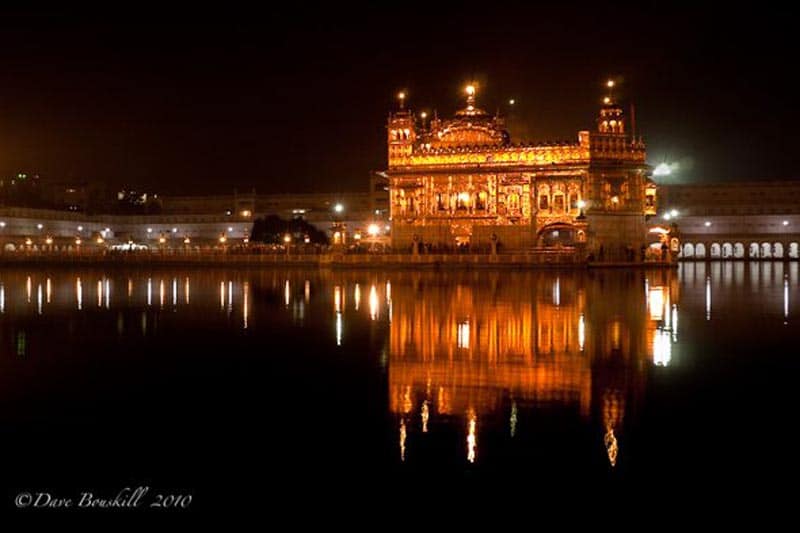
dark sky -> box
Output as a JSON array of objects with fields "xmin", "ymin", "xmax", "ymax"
[{"xmin": 0, "ymin": 4, "xmax": 797, "ymax": 194}]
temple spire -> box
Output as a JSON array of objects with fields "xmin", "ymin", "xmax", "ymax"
[{"xmin": 465, "ymin": 84, "xmax": 476, "ymax": 111}]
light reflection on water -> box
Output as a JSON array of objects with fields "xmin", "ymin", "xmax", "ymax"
[{"xmin": 0, "ymin": 263, "xmax": 798, "ymax": 482}]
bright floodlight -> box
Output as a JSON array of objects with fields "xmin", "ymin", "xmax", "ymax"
[
  {"xmin": 398, "ymin": 91, "xmax": 406, "ymax": 100},
  {"xmin": 367, "ymin": 223, "xmax": 380, "ymax": 237},
  {"xmin": 607, "ymin": 80, "xmax": 615, "ymax": 88},
  {"xmin": 577, "ymin": 200, "xmax": 587, "ymax": 209},
  {"xmin": 334, "ymin": 203, "xmax": 344, "ymax": 213},
  {"xmin": 509, "ymin": 99, "xmax": 515, "ymax": 105},
  {"xmin": 663, "ymin": 213, "xmax": 672, "ymax": 221},
  {"xmin": 670, "ymin": 209, "xmax": 678, "ymax": 217},
  {"xmin": 420, "ymin": 111, "xmax": 427, "ymax": 119},
  {"xmin": 653, "ymin": 163, "xmax": 672, "ymax": 176},
  {"xmin": 465, "ymin": 85, "xmax": 476, "ymax": 96}
]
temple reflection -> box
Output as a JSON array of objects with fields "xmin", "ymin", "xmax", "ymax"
[{"xmin": 388, "ymin": 270, "xmax": 680, "ymax": 467}]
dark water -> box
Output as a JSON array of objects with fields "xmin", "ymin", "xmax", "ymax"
[{"xmin": 1, "ymin": 263, "xmax": 798, "ymax": 514}]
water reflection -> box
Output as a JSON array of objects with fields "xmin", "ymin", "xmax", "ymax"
[
  {"xmin": 0, "ymin": 264, "xmax": 796, "ymax": 480},
  {"xmin": 387, "ymin": 270, "xmax": 682, "ymax": 467}
]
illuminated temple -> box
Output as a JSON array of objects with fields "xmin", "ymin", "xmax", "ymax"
[{"xmin": 386, "ymin": 83, "xmax": 657, "ymax": 258}]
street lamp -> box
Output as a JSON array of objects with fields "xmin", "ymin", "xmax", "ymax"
[
  {"xmin": 334, "ymin": 203, "xmax": 344, "ymax": 214},
  {"xmin": 577, "ymin": 200, "xmax": 587, "ymax": 220}
]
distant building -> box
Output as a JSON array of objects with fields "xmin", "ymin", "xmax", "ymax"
[
  {"xmin": 659, "ymin": 181, "xmax": 800, "ymax": 259},
  {"xmin": 384, "ymin": 83, "xmax": 656, "ymax": 258}
]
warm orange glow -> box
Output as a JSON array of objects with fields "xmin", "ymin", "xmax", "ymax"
[
  {"xmin": 283, "ymin": 234, "xmax": 291, "ymax": 243},
  {"xmin": 465, "ymin": 84, "xmax": 476, "ymax": 96}
]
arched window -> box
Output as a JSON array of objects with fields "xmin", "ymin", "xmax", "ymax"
[{"xmin": 539, "ymin": 195, "xmax": 549, "ymax": 210}]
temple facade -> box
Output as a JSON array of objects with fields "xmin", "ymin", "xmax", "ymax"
[{"xmin": 385, "ymin": 84, "xmax": 657, "ymax": 259}]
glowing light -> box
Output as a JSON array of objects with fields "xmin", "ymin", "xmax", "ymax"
[
  {"xmin": 369, "ymin": 285, "xmax": 379, "ymax": 320},
  {"xmin": 36, "ymin": 223, "xmax": 43, "ymax": 230},
  {"xmin": 26, "ymin": 276, "xmax": 31, "ymax": 303},
  {"xmin": 0, "ymin": 283, "xmax": 4, "ymax": 313},
  {"xmin": 46, "ymin": 278, "xmax": 51, "ymax": 303},
  {"xmin": 284, "ymin": 280, "xmax": 290, "ymax": 307},
  {"xmin": 785, "ymin": 278, "xmax": 789, "ymax": 320},
  {"xmin": 158, "ymin": 236, "xmax": 166, "ymax": 244},
  {"xmin": 421, "ymin": 401, "xmax": 429, "ymax": 433},
  {"xmin": 457, "ymin": 320, "xmax": 470, "ymax": 349},
  {"xmin": 147, "ymin": 228, "xmax": 153, "ymax": 233},
  {"xmin": 508, "ymin": 98, "xmax": 515, "ymax": 105},
  {"xmin": 653, "ymin": 163, "xmax": 672, "ymax": 176},
  {"xmin": 334, "ymin": 286, "xmax": 342, "ymax": 313},
  {"xmin": 241, "ymin": 210, "xmax": 252, "ymax": 217},
  {"xmin": 172, "ymin": 278, "xmax": 177, "ymax": 307},
  {"xmin": 670, "ymin": 209, "xmax": 678, "ymax": 217},
  {"xmin": 219, "ymin": 281, "xmax": 225, "ymax": 310},
  {"xmin": 76, "ymin": 277, "xmax": 82, "ymax": 310},
  {"xmin": 171, "ymin": 227, "xmax": 178, "ymax": 233},
  {"xmin": 243, "ymin": 281, "xmax": 249, "ymax": 330},
  {"xmin": 354, "ymin": 284, "xmax": 361, "ymax": 311},
  {"xmin": 159, "ymin": 279, "xmax": 165, "ymax": 308},
  {"xmin": 75, "ymin": 238, "xmax": 82, "ymax": 246},
  {"xmin": 96, "ymin": 236, "xmax": 104, "ymax": 244},
  {"xmin": 577, "ymin": 199, "xmax": 587, "ymax": 209},
  {"xmin": 458, "ymin": 191, "xmax": 470, "ymax": 203},
  {"xmin": 649, "ymin": 287, "xmax": 665, "ymax": 320},
  {"xmin": 662, "ymin": 213, "xmax": 672, "ymax": 221},
  {"xmin": 783, "ymin": 220, "xmax": 790, "ymax": 226},
  {"xmin": 353, "ymin": 233, "xmax": 361, "ymax": 241},
  {"xmin": 553, "ymin": 277, "xmax": 560, "ymax": 306},
  {"xmin": 185, "ymin": 277, "xmax": 190, "ymax": 305},
  {"xmin": 184, "ymin": 237, "xmax": 191, "ymax": 244},
  {"xmin": 420, "ymin": 111, "xmax": 427, "ymax": 119},
  {"xmin": 604, "ymin": 428, "xmax": 618, "ymax": 467},
  {"xmin": 304, "ymin": 235, "xmax": 310, "ymax": 244},
  {"xmin": 304, "ymin": 280, "xmax": 310, "ymax": 302},
  {"xmin": 654, "ymin": 328, "xmax": 672, "ymax": 366},
  {"xmin": 465, "ymin": 84, "xmax": 475, "ymax": 96},
  {"xmin": 607, "ymin": 80, "xmax": 615, "ymax": 88},
  {"xmin": 578, "ymin": 313, "xmax": 585, "ymax": 351},
  {"xmin": 24, "ymin": 238, "xmax": 32, "ymax": 246},
  {"xmin": 466, "ymin": 409, "xmax": 477, "ymax": 463},
  {"xmin": 219, "ymin": 235, "xmax": 227, "ymax": 244},
  {"xmin": 603, "ymin": 96, "xmax": 611, "ymax": 104},
  {"xmin": 45, "ymin": 236, "xmax": 53, "ymax": 245},
  {"xmin": 611, "ymin": 195, "xmax": 619, "ymax": 204},
  {"xmin": 147, "ymin": 278, "xmax": 152, "ymax": 306},
  {"xmin": 367, "ymin": 223, "xmax": 380, "ymax": 237},
  {"xmin": 510, "ymin": 402, "xmax": 518, "ymax": 437},
  {"xmin": 397, "ymin": 91, "xmax": 406, "ymax": 101},
  {"xmin": 227, "ymin": 227, "xmax": 234, "ymax": 232},
  {"xmin": 334, "ymin": 203, "xmax": 344, "ymax": 213},
  {"xmin": 283, "ymin": 234, "xmax": 292, "ymax": 243},
  {"xmin": 0, "ymin": 221, "xmax": 5, "ymax": 228},
  {"xmin": 649, "ymin": 226, "xmax": 670, "ymax": 234},
  {"xmin": 37, "ymin": 283, "xmax": 42, "ymax": 314},
  {"xmin": 704, "ymin": 221, "xmax": 712, "ymax": 227},
  {"xmin": 706, "ymin": 276, "xmax": 712, "ymax": 321},
  {"xmin": 336, "ymin": 312, "xmax": 342, "ymax": 346},
  {"xmin": 399, "ymin": 419, "xmax": 407, "ymax": 462}
]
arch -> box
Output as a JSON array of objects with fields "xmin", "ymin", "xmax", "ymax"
[
  {"xmin": 537, "ymin": 222, "xmax": 577, "ymax": 247},
  {"xmin": 749, "ymin": 243, "xmax": 760, "ymax": 259},
  {"xmin": 722, "ymin": 242, "xmax": 733, "ymax": 258},
  {"xmin": 682, "ymin": 243, "xmax": 695, "ymax": 258},
  {"xmin": 760, "ymin": 242, "xmax": 772, "ymax": 259},
  {"xmin": 695, "ymin": 243, "xmax": 707, "ymax": 258},
  {"xmin": 3, "ymin": 243, "xmax": 15, "ymax": 252},
  {"xmin": 790, "ymin": 242, "xmax": 799, "ymax": 259},
  {"xmin": 734, "ymin": 243, "xmax": 745, "ymax": 258},
  {"xmin": 710, "ymin": 243, "xmax": 721, "ymax": 258},
  {"xmin": 774, "ymin": 242, "xmax": 784, "ymax": 259}
]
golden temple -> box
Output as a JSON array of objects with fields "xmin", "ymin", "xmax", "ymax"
[{"xmin": 386, "ymin": 81, "xmax": 657, "ymax": 259}]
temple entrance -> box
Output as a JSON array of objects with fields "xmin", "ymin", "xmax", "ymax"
[{"xmin": 537, "ymin": 223, "xmax": 577, "ymax": 247}]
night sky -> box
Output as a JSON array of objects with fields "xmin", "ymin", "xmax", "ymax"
[{"xmin": 0, "ymin": 5, "xmax": 796, "ymax": 194}]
